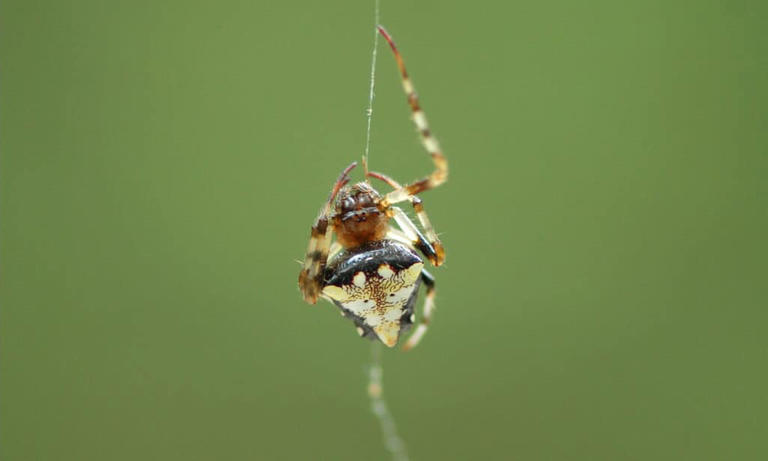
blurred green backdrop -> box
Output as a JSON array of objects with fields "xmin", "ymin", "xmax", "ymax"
[{"xmin": 2, "ymin": 0, "xmax": 766, "ymax": 459}]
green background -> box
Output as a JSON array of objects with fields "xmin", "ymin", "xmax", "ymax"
[{"xmin": 2, "ymin": 1, "xmax": 766, "ymax": 459}]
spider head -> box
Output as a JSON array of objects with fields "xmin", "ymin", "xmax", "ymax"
[{"xmin": 334, "ymin": 182, "xmax": 389, "ymax": 248}]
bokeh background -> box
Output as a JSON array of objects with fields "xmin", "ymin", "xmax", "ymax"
[{"xmin": 2, "ymin": 1, "xmax": 766, "ymax": 459}]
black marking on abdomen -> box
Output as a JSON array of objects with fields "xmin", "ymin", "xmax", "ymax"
[{"xmin": 324, "ymin": 240, "xmax": 422, "ymax": 286}]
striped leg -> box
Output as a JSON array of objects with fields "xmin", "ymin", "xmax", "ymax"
[
  {"xmin": 385, "ymin": 227, "xmax": 416, "ymax": 247},
  {"xmin": 391, "ymin": 206, "xmax": 444, "ymax": 267},
  {"xmin": 298, "ymin": 162, "xmax": 356, "ymax": 304},
  {"xmin": 370, "ymin": 171, "xmax": 445, "ymax": 266},
  {"xmin": 377, "ymin": 26, "xmax": 448, "ymax": 207},
  {"xmin": 403, "ymin": 269, "xmax": 436, "ymax": 351},
  {"xmin": 410, "ymin": 197, "xmax": 445, "ymax": 265}
]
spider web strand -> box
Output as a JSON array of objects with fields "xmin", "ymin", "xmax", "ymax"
[
  {"xmin": 363, "ymin": 2, "xmax": 408, "ymax": 459},
  {"xmin": 368, "ymin": 342, "xmax": 409, "ymax": 461},
  {"xmin": 362, "ymin": 0, "xmax": 381, "ymax": 179}
]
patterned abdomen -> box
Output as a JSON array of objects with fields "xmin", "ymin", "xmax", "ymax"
[{"xmin": 323, "ymin": 240, "xmax": 424, "ymax": 347}]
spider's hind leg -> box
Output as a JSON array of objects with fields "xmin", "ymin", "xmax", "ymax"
[{"xmin": 403, "ymin": 269, "xmax": 436, "ymax": 351}]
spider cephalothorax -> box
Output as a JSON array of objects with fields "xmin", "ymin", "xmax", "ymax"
[
  {"xmin": 334, "ymin": 183, "xmax": 388, "ymax": 248},
  {"xmin": 298, "ymin": 26, "xmax": 447, "ymax": 350}
]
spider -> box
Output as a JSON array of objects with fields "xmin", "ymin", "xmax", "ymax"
[{"xmin": 298, "ymin": 26, "xmax": 447, "ymax": 350}]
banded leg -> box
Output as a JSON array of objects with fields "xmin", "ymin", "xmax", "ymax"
[
  {"xmin": 391, "ymin": 206, "xmax": 443, "ymax": 266},
  {"xmin": 370, "ymin": 171, "xmax": 445, "ymax": 266},
  {"xmin": 298, "ymin": 162, "xmax": 356, "ymax": 304},
  {"xmin": 403, "ymin": 269, "xmax": 436, "ymax": 351},
  {"xmin": 328, "ymin": 241, "xmax": 342, "ymax": 260},
  {"xmin": 385, "ymin": 227, "xmax": 416, "ymax": 247},
  {"xmin": 377, "ymin": 26, "xmax": 448, "ymax": 207},
  {"xmin": 386, "ymin": 224, "xmax": 437, "ymax": 264},
  {"xmin": 410, "ymin": 196, "xmax": 445, "ymax": 265}
]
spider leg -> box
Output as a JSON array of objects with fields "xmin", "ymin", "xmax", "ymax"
[
  {"xmin": 377, "ymin": 26, "xmax": 448, "ymax": 206},
  {"xmin": 298, "ymin": 162, "xmax": 356, "ymax": 304},
  {"xmin": 367, "ymin": 171, "xmax": 401, "ymax": 189},
  {"xmin": 403, "ymin": 269, "xmax": 436, "ymax": 351},
  {"xmin": 409, "ymin": 197, "xmax": 445, "ymax": 265},
  {"xmin": 371, "ymin": 170, "xmax": 446, "ymax": 266},
  {"xmin": 385, "ymin": 227, "xmax": 414, "ymax": 247},
  {"xmin": 391, "ymin": 206, "xmax": 444, "ymax": 266},
  {"xmin": 328, "ymin": 241, "xmax": 342, "ymax": 259}
]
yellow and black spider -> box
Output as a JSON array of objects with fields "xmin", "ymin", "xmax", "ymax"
[{"xmin": 298, "ymin": 26, "xmax": 447, "ymax": 350}]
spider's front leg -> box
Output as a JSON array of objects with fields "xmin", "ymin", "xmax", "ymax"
[
  {"xmin": 409, "ymin": 196, "xmax": 445, "ymax": 265},
  {"xmin": 370, "ymin": 171, "xmax": 445, "ymax": 266},
  {"xmin": 298, "ymin": 213, "xmax": 333, "ymax": 304},
  {"xmin": 298, "ymin": 162, "xmax": 357, "ymax": 304},
  {"xmin": 377, "ymin": 26, "xmax": 448, "ymax": 207},
  {"xmin": 391, "ymin": 205, "xmax": 445, "ymax": 266}
]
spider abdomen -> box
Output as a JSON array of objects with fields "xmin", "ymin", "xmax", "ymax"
[{"xmin": 322, "ymin": 240, "xmax": 424, "ymax": 347}]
